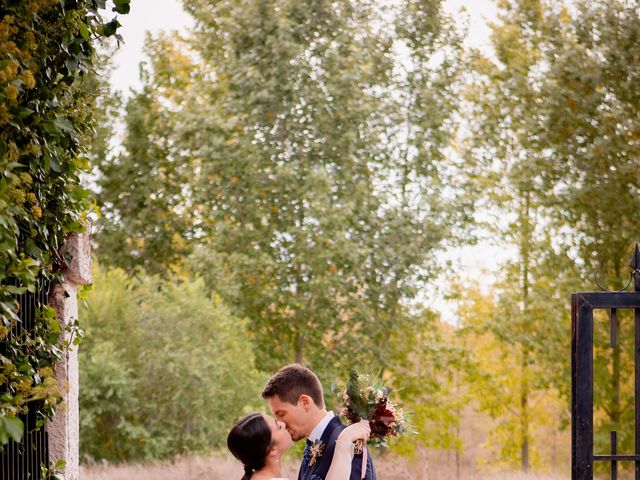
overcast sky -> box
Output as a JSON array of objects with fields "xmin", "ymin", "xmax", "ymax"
[{"xmin": 105, "ymin": 0, "xmax": 510, "ymax": 323}]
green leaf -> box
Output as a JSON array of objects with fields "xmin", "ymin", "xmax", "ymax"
[
  {"xmin": 102, "ymin": 19, "xmax": 121, "ymax": 37},
  {"xmin": 53, "ymin": 115, "xmax": 76, "ymax": 133},
  {"xmin": 2, "ymin": 415, "xmax": 24, "ymax": 443},
  {"xmin": 48, "ymin": 318, "xmax": 62, "ymax": 335},
  {"xmin": 79, "ymin": 22, "xmax": 90, "ymax": 40},
  {"xmin": 49, "ymin": 157, "xmax": 61, "ymax": 173},
  {"xmin": 113, "ymin": 0, "xmax": 131, "ymax": 14},
  {"xmin": 65, "ymin": 58, "xmax": 78, "ymax": 73},
  {"xmin": 4, "ymin": 286, "xmax": 27, "ymax": 295},
  {"xmin": 17, "ymin": 108, "xmax": 34, "ymax": 120}
]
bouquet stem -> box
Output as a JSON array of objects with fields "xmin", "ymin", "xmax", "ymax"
[{"xmin": 354, "ymin": 438, "xmax": 364, "ymax": 455}]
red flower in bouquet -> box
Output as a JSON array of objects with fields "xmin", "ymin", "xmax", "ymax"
[
  {"xmin": 334, "ymin": 370, "xmax": 407, "ymax": 449},
  {"xmin": 371, "ymin": 401, "xmax": 398, "ymax": 438}
]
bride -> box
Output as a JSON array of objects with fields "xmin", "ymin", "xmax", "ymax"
[{"xmin": 227, "ymin": 412, "xmax": 370, "ymax": 480}]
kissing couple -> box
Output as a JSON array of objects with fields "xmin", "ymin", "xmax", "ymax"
[{"xmin": 227, "ymin": 364, "xmax": 377, "ymax": 480}]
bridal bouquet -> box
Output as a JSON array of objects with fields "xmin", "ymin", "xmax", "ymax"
[{"xmin": 334, "ymin": 370, "xmax": 407, "ymax": 450}]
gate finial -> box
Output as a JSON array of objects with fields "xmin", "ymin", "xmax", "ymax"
[{"xmin": 630, "ymin": 243, "xmax": 640, "ymax": 292}]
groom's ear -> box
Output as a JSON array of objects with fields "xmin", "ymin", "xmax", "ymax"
[{"xmin": 299, "ymin": 394, "xmax": 314, "ymax": 410}]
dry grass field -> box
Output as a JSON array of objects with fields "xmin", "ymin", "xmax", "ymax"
[{"xmin": 80, "ymin": 452, "xmax": 569, "ymax": 480}]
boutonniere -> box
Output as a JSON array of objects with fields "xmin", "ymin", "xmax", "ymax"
[{"xmin": 308, "ymin": 440, "xmax": 325, "ymax": 467}]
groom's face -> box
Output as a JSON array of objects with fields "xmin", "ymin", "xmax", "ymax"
[{"xmin": 267, "ymin": 394, "xmax": 309, "ymax": 441}]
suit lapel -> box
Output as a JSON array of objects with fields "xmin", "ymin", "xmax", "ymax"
[
  {"xmin": 320, "ymin": 415, "xmax": 341, "ymax": 444},
  {"xmin": 308, "ymin": 415, "xmax": 345, "ymax": 479}
]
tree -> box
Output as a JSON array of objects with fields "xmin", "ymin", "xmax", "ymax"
[
  {"xmin": 464, "ymin": 0, "xmax": 546, "ymax": 470},
  {"xmin": 542, "ymin": 0, "xmax": 640, "ymax": 278},
  {"xmin": 93, "ymin": 0, "xmax": 468, "ymax": 379},
  {"xmin": 79, "ymin": 265, "xmax": 262, "ymax": 460},
  {"xmin": 389, "ymin": 308, "xmax": 471, "ymax": 467},
  {"xmin": 540, "ymin": 0, "xmax": 640, "ymax": 458},
  {"xmin": 463, "ymin": 0, "xmax": 575, "ymax": 470},
  {"xmin": 179, "ymin": 0, "xmax": 467, "ymax": 375},
  {"xmin": 457, "ymin": 261, "xmax": 576, "ymax": 471},
  {"xmin": 93, "ymin": 33, "xmax": 197, "ymax": 275},
  {"xmin": 465, "ymin": 0, "xmax": 640, "ymax": 467}
]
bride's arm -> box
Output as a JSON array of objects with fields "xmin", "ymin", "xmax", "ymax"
[{"xmin": 325, "ymin": 420, "xmax": 370, "ymax": 480}]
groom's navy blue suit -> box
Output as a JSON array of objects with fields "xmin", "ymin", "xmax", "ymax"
[{"xmin": 298, "ymin": 415, "xmax": 376, "ymax": 480}]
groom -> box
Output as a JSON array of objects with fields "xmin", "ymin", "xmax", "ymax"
[{"xmin": 262, "ymin": 364, "xmax": 376, "ymax": 480}]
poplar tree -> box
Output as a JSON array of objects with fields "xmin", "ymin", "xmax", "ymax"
[
  {"xmin": 466, "ymin": 0, "xmax": 640, "ymax": 466},
  {"xmin": 464, "ymin": 0, "xmax": 564, "ymax": 470},
  {"xmin": 94, "ymin": 0, "xmax": 467, "ymax": 375},
  {"xmin": 541, "ymin": 0, "xmax": 640, "ymax": 456}
]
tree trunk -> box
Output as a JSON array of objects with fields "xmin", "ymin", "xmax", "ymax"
[
  {"xmin": 520, "ymin": 190, "xmax": 531, "ymax": 473},
  {"xmin": 455, "ymin": 370, "xmax": 461, "ymax": 480},
  {"xmin": 521, "ymin": 347, "xmax": 529, "ymax": 473}
]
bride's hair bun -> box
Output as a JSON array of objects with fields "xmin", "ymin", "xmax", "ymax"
[{"xmin": 227, "ymin": 412, "xmax": 273, "ymax": 480}]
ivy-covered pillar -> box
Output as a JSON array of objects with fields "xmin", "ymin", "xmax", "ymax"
[{"xmin": 47, "ymin": 230, "xmax": 92, "ymax": 480}]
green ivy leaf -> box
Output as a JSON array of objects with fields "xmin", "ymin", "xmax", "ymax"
[
  {"xmin": 53, "ymin": 116, "xmax": 75, "ymax": 134},
  {"xmin": 79, "ymin": 22, "xmax": 90, "ymax": 40},
  {"xmin": 102, "ymin": 19, "xmax": 121, "ymax": 37},
  {"xmin": 113, "ymin": 0, "xmax": 130, "ymax": 14},
  {"xmin": 4, "ymin": 286, "xmax": 27, "ymax": 295},
  {"xmin": 0, "ymin": 0, "xmax": 130, "ymax": 447},
  {"xmin": 1, "ymin": 415, "xmax": 24, "ymax": 443},
  {"xmin": 49, "ymin": 157, "xmax": 62, "ymax": 173}
]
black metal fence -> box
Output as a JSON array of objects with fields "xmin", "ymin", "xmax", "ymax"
[
  {"xmin": 0, "ymin": 279, "xmax": 50, "ymax": 479},
  {"xmin": 572, "ymin": 245, "xmax": 640, "ymax": 479}
]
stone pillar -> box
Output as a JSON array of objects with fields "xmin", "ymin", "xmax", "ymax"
[{"xmin": 46, "ymin": 230, "xmax": 92, "ymax": 480}]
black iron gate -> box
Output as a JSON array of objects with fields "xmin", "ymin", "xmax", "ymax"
[
  {"xmin": 573, "ymin": 245, "xmax": 640, "ymax": 479},
  {"xmin": 0, "ymin": 279, "xmax": 50, "ymax": 479}
]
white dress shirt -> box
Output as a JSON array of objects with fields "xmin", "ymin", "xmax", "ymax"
[{"xmin": 308, "ymin": 411, "xmax": 336, "ymax": 442}]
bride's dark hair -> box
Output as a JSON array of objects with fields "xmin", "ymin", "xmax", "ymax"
[{"xmin": 227, "ymin": 413, "xmax": 273, "ymax": 480}]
